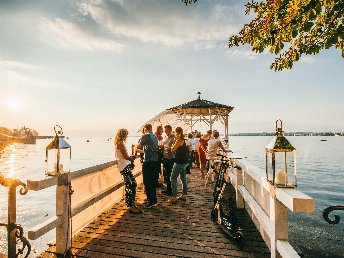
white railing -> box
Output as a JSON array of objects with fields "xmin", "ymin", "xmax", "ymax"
[
  {"xmin": 229, "ymin": 160, "xmax": 315, "ymax": 258},
  {"xmin": 26, "ymin": 159, "xmax": 142, "ymax": 255}
]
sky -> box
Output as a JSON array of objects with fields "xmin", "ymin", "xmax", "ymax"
[{"xmin": 0, "ymin": 0, "xmax": 343, "ymax": 137}]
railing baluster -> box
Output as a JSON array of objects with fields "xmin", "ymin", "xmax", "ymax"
[{"xmin": 8, "ymin": 186, "xmax": 17, "ymax": 257}]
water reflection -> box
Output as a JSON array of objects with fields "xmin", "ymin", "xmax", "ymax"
[{"xmin": 7, "ymin": 145, "xmax": 16, "ymax": 177}]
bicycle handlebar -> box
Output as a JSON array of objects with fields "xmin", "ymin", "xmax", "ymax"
[{"xmin": 215, "ymin": 153, "xmax": 242, "ymax": 160}]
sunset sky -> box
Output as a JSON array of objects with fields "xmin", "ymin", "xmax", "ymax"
[{"xmin": 1, "ymin": 0, "xmax": 343, "ymax": 136}]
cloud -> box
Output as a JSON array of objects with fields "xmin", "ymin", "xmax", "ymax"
[
  {"xmin": 299, "ymin": 56, "xmax": 317, "ymax": 64},
  {"xmin": 0, "ymin": 59, "xmax": 84, "ymax": 91},
  {"xmin": 0, "ymin": 60, "xmax": 40, "ymax": 72},
  {"xmin": 38, "ymin": 17, "xmax": 123, "ymax": 52},
  {"xmin": 0, "ymin": 60, "xmax": 45, "ymax": 84},
  {"xmin": 77, "ymin": 0, "xmax": 242, "ymax": 49},
  {"xmin": 225, "ymin": 48, "xmax": 258, "ymax": 61}
]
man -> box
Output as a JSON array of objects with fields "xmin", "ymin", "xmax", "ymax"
[
  {"xmin": 154, "ymin": 125, "xmax": 164, "ymax": 187},
  {"xmin": 207, "ymin": 130, "xmax": 227, "ymax": 160},
  {"xmin": 154, "ymin": 125, "xmax": 163, "ymax": 141},
  {"xmin": 136, "ymin": 124, "xmax": 159, "ymax": 208},
  {"xmin": 161, "ymin": 125, "xmax": 174, "ymax": 196},
  {"xmin": 206, "ymin": 130, "xmax": 230, "ymax": 182}
]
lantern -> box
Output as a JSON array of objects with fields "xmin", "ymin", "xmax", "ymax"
[
  {"xmin": 265, "ymin": 120, "xmax": 297, "ymax": 188},
  {"xmin": 45, "ymin": 125, "xmax": 71, "ymax": 176}
]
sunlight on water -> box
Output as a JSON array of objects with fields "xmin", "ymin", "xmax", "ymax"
[{"xmin": 7, "ymin": 147, "xmax": 16, "ymax": 177}]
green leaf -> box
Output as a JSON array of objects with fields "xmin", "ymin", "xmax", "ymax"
[
  {"xmin": 292, "ymin": 30, "xmax": 298, "ymax": 38},
  {"xmin": 304, "ymin": 22, "xmax": 314, "ymax": 32},
  {"xmin": 275, "ymin": 43, "xmax": 280, "ymax": 54},
  {"xmin": 315, "ymin": 2, "xmax": 322, "ymax": 14},
  {"xmin": 334, "ymin": 3, "xmax": 344, "ymax": 11},
  {"xmin": 270, "ymin": 29, "xmax": 277, "ymax": 36},
  {"xmin": 309, "ymin": 9, "xmax": 317, "ymax": 20},
  {"xmin": 274, "ymin": 41, "xmax": 284, "ymax": 54},
  {"xmin": 328, "ymin": 35, "xmax": 338, "ymax": 45}
]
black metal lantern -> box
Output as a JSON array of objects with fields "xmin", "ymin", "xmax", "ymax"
[
  {"xmin": 45, "ymin": 125, "xmax": 71, "ymax": 176},
  {"xmin": 265, "ymin": 120, "xmax": 297, "ymax": 188}
]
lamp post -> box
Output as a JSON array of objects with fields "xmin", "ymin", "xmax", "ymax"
[
  {"xmin": 265, "ymin": 119, "xmax": 297, "ymax": 188},
  {"xmin": 45, "ymin": 125, "xmax": 71, "ymax": 176}
]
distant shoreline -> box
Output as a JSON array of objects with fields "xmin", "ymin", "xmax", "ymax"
[{"xmin": 34, "ymin": 135, "xmax": 54, "ymax": 139}]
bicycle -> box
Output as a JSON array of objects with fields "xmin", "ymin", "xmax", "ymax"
[{"xmin": 210, "ymin": 154, "xmax": 244, "ymax": 248}]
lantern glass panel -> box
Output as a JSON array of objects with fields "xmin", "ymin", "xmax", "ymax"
[
  {"xmin": 46, "ymin": 148, "xmax": 71, "ymax": 176},
  {"xmin": 274, "ymin": 151, "xmax": 296, "ymax": 187},
  {"xmin": 266, "ymin": 151, "xmax": 274, "ymax": 183}
]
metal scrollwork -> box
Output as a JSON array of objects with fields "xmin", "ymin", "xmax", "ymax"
[
  {"xmin": 323, "ymin": 205, "xmax": 344, "ymax": 225},
  {"xmin": 1, "ymin": 173, "xmax": 30, "ymax": 257},
  {"xmin": 0, "ymin": 223, "xmax": 31, "ymax": 258},
  {"xmin": 0, "ymin": 173, "xmax": 28, "ymax": 194},
  {"xmin": 19, "ymin": 182, "xmax": 28, "ymax": 195},
  {"xmin": 12, "ymin": 223, "xmax": 31, "ymax": 258}
]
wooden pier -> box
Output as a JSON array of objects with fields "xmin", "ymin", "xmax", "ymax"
[{"xmin": 39, "ymin": 172, "xmax": 270, "ymax": 258}]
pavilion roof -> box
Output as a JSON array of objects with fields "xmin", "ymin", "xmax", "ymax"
[{"xmin": 168, "ymin": 93, "xmax": 234, "ymax": 116}]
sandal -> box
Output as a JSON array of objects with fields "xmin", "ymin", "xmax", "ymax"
[{"xmin": 128, "ymin": 206, "xmax": 143, "ymax": 214}]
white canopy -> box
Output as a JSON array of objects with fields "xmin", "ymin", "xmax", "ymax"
[{"xmin": 138, "ymin": 110, "xmax": 190, "ymax": 133}]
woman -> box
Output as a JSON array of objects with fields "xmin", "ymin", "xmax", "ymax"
[
  {"xmin": 114, "ymin": 128, "xmax": 142, "ymax": 214},
  {"xmin": 168, "ymin": 127, "xmax": 189, "ymax": 204},
  {"xmin": 198, "ymin": 130, "xmax": 212, "ymax": 178},
  {"xmin": 186, "ymin": 133, "xmax": 194, "ymax": 174},
  {"xmin": 193, "ymin": 132, "xmax": 201, "ymax": 168}
]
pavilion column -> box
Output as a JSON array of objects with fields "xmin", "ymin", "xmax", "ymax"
[
  {"xmin": 209, "ymin": 109, "xmax": 213, "ymax": 131},
  {"xmin": 225, "ymin": 115, "xmax": 229, "ymax": 141},
  {"xmin": 190, "ymin": 115, "xmax": 193, "ymax": 132}
]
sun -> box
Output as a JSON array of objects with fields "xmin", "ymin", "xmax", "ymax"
[{"xmin": 6, "ymin": 97, "xmax": 22, "ymax": 109}]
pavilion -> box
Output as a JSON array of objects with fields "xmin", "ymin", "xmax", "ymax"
[{"xmin": 141, "ymin": 92, "xmax": 234, "ymax": 139}]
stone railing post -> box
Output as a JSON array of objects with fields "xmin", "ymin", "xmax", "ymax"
[
  {"xmin": 269, "ymin": 186, "xmax": 288, "ymax": 258},
  {"xmin": 235, "ymin": 166, "xmax": 245, "ymax": 209},
  {"xmin": 56, "ymin": 173, "xmax": 71, "ymax": 255}
]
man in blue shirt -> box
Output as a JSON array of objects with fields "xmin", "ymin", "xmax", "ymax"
[{"xmin": 136, "ymin": 123, "xmax": 159, "ymax": 208}]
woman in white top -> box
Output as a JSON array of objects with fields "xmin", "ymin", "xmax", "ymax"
[
  {"xmin": 193, "ymin": 132, "xmax": 201, "ymax": 168},
  {"xmin": 114, "ymin": 128, "xmax": 142, "ymax": 214}
]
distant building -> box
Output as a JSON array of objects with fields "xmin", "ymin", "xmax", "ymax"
[{"xmin": 12, "ymin": 126, "xmax": 38, "ymax": 138}]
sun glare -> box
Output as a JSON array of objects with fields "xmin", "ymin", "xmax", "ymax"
[{"xmin": 6, "ymin": 98, "xmax": 22, "ymax": 109}]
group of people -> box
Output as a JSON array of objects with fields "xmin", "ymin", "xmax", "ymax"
[
  {"xmin": 185, "ymin": 129, "xmax": 228, "ymax": 178},
  {"xmin": 114, "ymin": 124, "xmax": 229, "ymax": 214}
]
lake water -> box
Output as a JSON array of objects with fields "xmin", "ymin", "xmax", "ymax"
[{"xmin": 1, "ymin": 136, "xmax": 343, "ymax": 257}]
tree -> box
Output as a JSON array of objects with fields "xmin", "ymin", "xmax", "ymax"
[
  {"xmin": 228, "ymin": 0, "xmax": 344, "ymax": 71},
  {"xmin": 182, "ymin": 0, "xmax": 197, "ymax": 5},
  {"xmin": 0, "ymin": 127, "xmax": 13, "ymax": 136}
]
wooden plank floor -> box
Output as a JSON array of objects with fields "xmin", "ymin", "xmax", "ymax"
[{"xmin": 39, "ymin": 170, "xmax": 270, "ymax": 258}]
